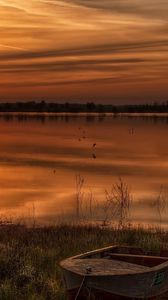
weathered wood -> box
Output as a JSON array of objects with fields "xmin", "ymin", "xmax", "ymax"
[{"xmin": 64, "ymin": 258, "xmax": 150, "ymax": 276}]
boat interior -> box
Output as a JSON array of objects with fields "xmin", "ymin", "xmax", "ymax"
[{"xmin": 81, "ymin": 246, "xmax": 168, "ymax": 268}]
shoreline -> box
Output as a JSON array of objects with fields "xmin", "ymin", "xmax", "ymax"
[{"xmin": 1, "ymin": 223, "xmax": 168, "ymax": 299}]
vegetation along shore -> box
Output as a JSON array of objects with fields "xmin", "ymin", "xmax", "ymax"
[
  {"xmin": 1, "ymin": 222, "xmax": 168, "ymax": 300},
  {"xmin": 0, "ymin": 101, "xmax": 168, "ymax": 113}
]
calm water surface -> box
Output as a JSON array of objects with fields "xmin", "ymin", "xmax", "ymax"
[{"xmin": 0, "ymin": 114, "xmax": 168, "ymax": 227}]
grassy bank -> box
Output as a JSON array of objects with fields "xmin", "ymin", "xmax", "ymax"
[{"xmin": 0, "ymin": 223, "xmax": 168, "ymax": 300}]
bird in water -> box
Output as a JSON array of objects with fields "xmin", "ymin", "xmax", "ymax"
[
  {"xmin": 129, "ymin": 128, "xmax": 135, "ymax": 135},
  {"xmin": 91, "ymin": 143, "xmax": 97, "ymax": 159},
  {"xmin": 92, "ymin": 153, "xmax": 96, "ymax": 159},
  {"xmin": 77, "ymin": 127, "xmax": 87, "ymax": 140}
]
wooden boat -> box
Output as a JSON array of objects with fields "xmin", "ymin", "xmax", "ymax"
[{"xmin": 60, "ymin": 245, "xmax": 168, "ymax": 299}]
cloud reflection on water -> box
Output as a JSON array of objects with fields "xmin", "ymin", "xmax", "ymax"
[{"xmin": 0, "ymin": 115, "xmax": 167, "ymax": 226}]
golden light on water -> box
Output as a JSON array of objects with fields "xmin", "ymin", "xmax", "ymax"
[{"xmin": 0, "ymin": 116, "xmax": 168, "ymax": 226}]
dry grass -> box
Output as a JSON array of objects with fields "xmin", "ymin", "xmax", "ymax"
[{"xmin": 0, "ymin": 222, "xmax": 168, "ymax": 299}]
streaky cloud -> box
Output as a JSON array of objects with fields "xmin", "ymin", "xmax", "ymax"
[{"xmin": 0, "ymin": 40, "xmax": 168, "ymax": 61}]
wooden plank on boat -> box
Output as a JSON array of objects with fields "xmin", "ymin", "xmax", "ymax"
[
  {"xmin": 64, "ymin": 258, "xmax": 150, "ymax": 276},
  {"xmin": 107, "ymin": 253, "xmax": 168, "ymax": 267}
]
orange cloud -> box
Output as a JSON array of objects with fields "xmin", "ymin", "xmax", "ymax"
[{"xmin": 0, "ymin": 0, "xmax": 167, "ymax": 103}]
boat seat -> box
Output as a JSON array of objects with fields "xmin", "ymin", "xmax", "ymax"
[{"xmin": 106, "ymin": 253, "xmax": 168, "ymax": 267}]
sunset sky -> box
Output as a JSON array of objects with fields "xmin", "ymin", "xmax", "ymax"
[{"xmin": 0, "ymin": 0, "xmax": 167, "ymax": 103}]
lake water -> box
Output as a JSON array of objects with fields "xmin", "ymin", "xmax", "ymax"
[{"xmin": 0, "ymin": 113, "xmax": 168, "ymax": 227}]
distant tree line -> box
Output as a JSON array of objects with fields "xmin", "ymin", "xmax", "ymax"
[{"xmin": 0, "ymin": 101, "xmax": 168, "ymax": 113}]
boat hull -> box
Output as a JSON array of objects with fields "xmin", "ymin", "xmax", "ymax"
[
  {"xmin": 62, "ymin": 268, "xmax": 168, "ymax": 299},
  {"xmin": 67, "ymin": 288, "xmax": 168, "ymax": 300}
]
